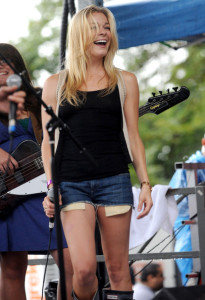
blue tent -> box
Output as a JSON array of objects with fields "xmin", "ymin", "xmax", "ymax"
[{"xmin": 105, "ymin": 0, "xmax": 205, "ymax": 49}]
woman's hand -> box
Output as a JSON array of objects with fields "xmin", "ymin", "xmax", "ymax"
[
  {"xmin": 42, "ymin": 193, "xmax": 62, "ymax": 218},
  {"xmin": 0, "ymin": 148, "xmax": 18, "ymax": 174},
  {"xmin": 137, "ymin": 186, "xmax": 153, "ymax": 219},
  {"xmin": 42, "ymin": 195, "xmax": 55, "ymax": 218},
  {"xmin": 0, "ymin": 86, "xmax": 25, "ymax": 114}
]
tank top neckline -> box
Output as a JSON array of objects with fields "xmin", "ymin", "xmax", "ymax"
[{"xmin": 77, "ymin": 88, "xmax": 107, "ymax": 93}]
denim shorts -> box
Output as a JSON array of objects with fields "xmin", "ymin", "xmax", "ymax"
[{"xmin": 59, "ymin": 173, "xmax": 133, "ymax": 209}]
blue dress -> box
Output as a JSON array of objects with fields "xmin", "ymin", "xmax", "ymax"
[{"xmin": 0, "ymin": 118, "xmax": 67, "ymax": 252}]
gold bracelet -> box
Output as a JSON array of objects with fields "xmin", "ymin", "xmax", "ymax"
[{"xmin": 140, "ymin": 181, "xmax": 152, "ymax": 191}]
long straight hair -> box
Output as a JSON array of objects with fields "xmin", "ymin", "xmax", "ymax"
[
  {"xmin": 0, "ymin": 43, "xmax": 41, "ymax": 130},
  {"xmin": 0, "ymin": 43, "xmax": 41, "ymax": 109},
  {"xmin": 61, "ymin": 5, "xmax": 120, "ymax": 106}
]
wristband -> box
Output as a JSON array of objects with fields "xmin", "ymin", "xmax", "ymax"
[
  {"xmin": 47, "ymin": 179, "xmax": 53, "ymax": 189},
  {"xmin": 140, "ymin": 181, "xmax": 152, "ymax": 191}
]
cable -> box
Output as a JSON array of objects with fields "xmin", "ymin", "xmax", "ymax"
[
  {"xmin": 41, "ymin": 228, "xmax": 54, "ymax": 300},
  {"xmin": 131, "ymin": 223, "xmax": 187, "ymax": 279},
  {"xmin": 130, "ymin": 204, "xmax": 199, "ymax": 280}
]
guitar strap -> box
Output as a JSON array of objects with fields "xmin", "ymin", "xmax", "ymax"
[
  {"xmin": 117, "ymin": 70, "xmax": 133, "ymax": 162},
  {"xmin": 55, "ymin": 68, "xmax": 133, "ymax": 162},
  {"xmin": 55, "ymin": 69, "xmax": 68, "ymax": 152}
]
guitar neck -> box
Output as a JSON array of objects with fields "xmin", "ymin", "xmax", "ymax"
[
  {"xmin": 139, "ymin": 104, "xmax": 150, "ymax": 117},
  {"xmin": 138, "ymin": 86, "xmax": 190, "ymax": 117}
]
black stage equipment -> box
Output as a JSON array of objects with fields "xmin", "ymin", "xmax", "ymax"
[{"xmin": 153, "ymin": 285, "xmax": 205, "ymax": 300}]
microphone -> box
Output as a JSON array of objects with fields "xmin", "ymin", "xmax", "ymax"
[
  {"xmin": 6, "ymin": 74, "xmax": 22, "ymax": 134},
  {"xmin": 47, "ymin": 187, "xmax": 55, "ymax": 229}
]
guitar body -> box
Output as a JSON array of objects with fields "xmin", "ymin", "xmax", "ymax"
[
  {"xmin": 12, "ymin": 139, "xmax": 40, "ymax": 161},
  {"xmin": 0, "ymin": 140, "xmax": 46, "ymax": 217}
]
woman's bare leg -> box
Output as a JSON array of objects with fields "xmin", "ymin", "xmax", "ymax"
[
  {"xmin": 97, "ymin": 207, "xmax": 132, "ymax": 291},
  {"xmin": 61, "ymin": 204, "xmax": 98, "ymax": 300},
  {"xmin": 0, "ymin": 251, "xmax": 27, "ymax": 300},
  {"xmin": 51, "ymin": 248, "xmax": 74, "ymax": 300}
]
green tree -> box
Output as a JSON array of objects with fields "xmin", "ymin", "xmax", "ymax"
[
  {"xmin": 122, "ymin": 43, "xmax": 205, "ymax": 185},
  {"xmin": 13, "ymin": 0, "xmax": 64, "ymax": 85}
]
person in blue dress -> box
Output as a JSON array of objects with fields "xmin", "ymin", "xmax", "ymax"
[{"xmin": 0, "ymin": 43, "xmax": 73, "ymax": 300}]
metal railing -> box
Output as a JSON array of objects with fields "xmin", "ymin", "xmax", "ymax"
[{"xmin": 28, "ymin": 163, "xmax": 205, "ymax": 284}]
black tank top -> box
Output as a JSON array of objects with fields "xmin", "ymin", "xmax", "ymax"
[{"xmin": 55, "ymin": 86, "xmax": 129, "ymax": 182}]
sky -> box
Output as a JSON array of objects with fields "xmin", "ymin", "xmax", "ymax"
[{"xmin": 1, "ymin": 0, "xmax": 41, "ymax": 43}]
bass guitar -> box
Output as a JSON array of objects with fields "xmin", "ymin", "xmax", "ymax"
[{"xmin": 0, "ymin": 140, "xmax": 46, "ymax": 217}]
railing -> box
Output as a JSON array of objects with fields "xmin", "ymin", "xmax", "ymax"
[{"xmin": 28, "ymin": 163, "xmax": 205, "ymax": 285}]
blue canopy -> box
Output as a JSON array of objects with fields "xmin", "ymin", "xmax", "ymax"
[{"xmin": 105, "ymin": 0, "xmax": 205, "ymax": 49}]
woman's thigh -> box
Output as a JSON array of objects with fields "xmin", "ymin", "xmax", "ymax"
[
  {"xmin": 61, "ymin": 203, "xmax": 97, "ymax": 270},
  {"xmin": 97, "ymin": 207, "xmax": 131, "ymax": 266}
]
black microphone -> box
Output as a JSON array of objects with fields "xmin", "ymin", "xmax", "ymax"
[
  {"xmin": 47, "ymin": 187, "xmax": 55, "ymax": 229},
  {"xmin": 6, "ymin": 74, "xmax": 22, "ymax": 134}
]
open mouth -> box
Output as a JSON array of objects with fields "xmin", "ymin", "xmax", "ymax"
[
  {"xmin": 94, "ymin": 40, "xmax": 107, "ymax": 46},
  {"xmin": 0, "ymin": 72, "xmax": 8, "ymax": 76}
]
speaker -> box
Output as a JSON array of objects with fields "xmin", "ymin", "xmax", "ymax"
[{"xmin": 153, "ymin": 285, "xmax": 205, "ymax": 300}]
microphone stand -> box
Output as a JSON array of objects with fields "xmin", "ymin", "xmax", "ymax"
[{"xmin": 0, "ymin": 52, "xmax": 98, "ymax": 299}]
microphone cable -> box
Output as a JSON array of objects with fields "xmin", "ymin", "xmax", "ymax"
[
  {"xmin": 131, "ymin": 214, "xmax": 197, "ymax": 281},
  {"xmin": 40, "ymin": 188, "xmax": 56, "ymax": 299},
  {"xmin": 104, "ymin": 214, "xmax": 196, "ymax": 289},
  {"xmin": 41, "ymin": 226, "xmax": 54, "ymax": 300}
]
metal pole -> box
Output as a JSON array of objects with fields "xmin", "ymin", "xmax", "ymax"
[{"xmin": 195, "ymin": 186, "xmax": 205, "ymax": 284}]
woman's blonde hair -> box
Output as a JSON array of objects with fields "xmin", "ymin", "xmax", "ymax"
[{"xmin": 61, "ymin": 5, "xmax": 120, "ymax": 106}]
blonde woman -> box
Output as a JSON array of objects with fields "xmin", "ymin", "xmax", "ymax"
[{"xmin": 42, "ymin": 5, "xmax": 152, "ymax": 300}]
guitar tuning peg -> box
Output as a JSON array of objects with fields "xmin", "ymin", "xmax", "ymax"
[
  {"xmin": 167, "ymin": 89, "xmax": 170, "ymax": 93},
  {"xmin": 159, "ymin": 91, "xmax": 162, "ymax": 95},
  {"xmin": 173, "ymin": 87, "xmax": 178, "ymax": 92},
  {"xmin": 152, "ymin": 92, "xmax": 156, "ymax": 97}
]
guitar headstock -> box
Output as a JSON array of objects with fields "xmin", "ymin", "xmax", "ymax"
[{"xmin": 140, "ymin": 86, "xmax": 190, "ymax": 116}]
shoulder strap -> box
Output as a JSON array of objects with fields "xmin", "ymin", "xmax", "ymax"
[
  {"xmin": 56, "ymin": 69, "xmax": 68, "ymax": 114},
  {"xmin": 117, "ymin": 69, "xmax": 126, "ymax": 105},
  {"xmin": 117, "ymin": 70, "xmax": 133, "ymax": 162},
  {"xmin": 54, "ymin": 69, "xmax": 68, "ymax": 152}
]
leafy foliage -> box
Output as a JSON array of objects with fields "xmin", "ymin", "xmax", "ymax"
[
  {"xmin": 13, "ymin": 0, "xmax": 64, "ymax": 85},
  {"xmin": 122, "ymin": 43, "xmax": 205, "ymax": 185}
]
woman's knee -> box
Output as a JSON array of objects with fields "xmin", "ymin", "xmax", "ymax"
[
  {"xmin": 74, "ymin": 263, "xmax": 96, "ymax": 287},
  {"xmin": 1, "ymin": 253, "xmax": 27, "ymax": 280},
  {"xmin": 1, "ymin": 263, "xmax": 27, "ymax": 280},
  {"xmin": 107, "ymin": 262, "xmax": 129, "ymax": 284}
]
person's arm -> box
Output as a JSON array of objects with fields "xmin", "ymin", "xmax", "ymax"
[
  {"xmin": 41, "ymin": 74, "xmax": 59, "ymax": 183},
  {"xmin": 41, "ymin": 74, "xmax": 59, "ymax": 217},
  {"xmin": 122, "ymin": 70, "xmax": 153, "ymax": 219},
  {"xmin": 0, "ymin": 86, "xmax": 25, "ymax": 113}
]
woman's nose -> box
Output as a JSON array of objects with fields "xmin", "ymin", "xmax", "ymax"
[{"xmin": 98, "ymin": 26, "xmax": 106, "ymax": 35}]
